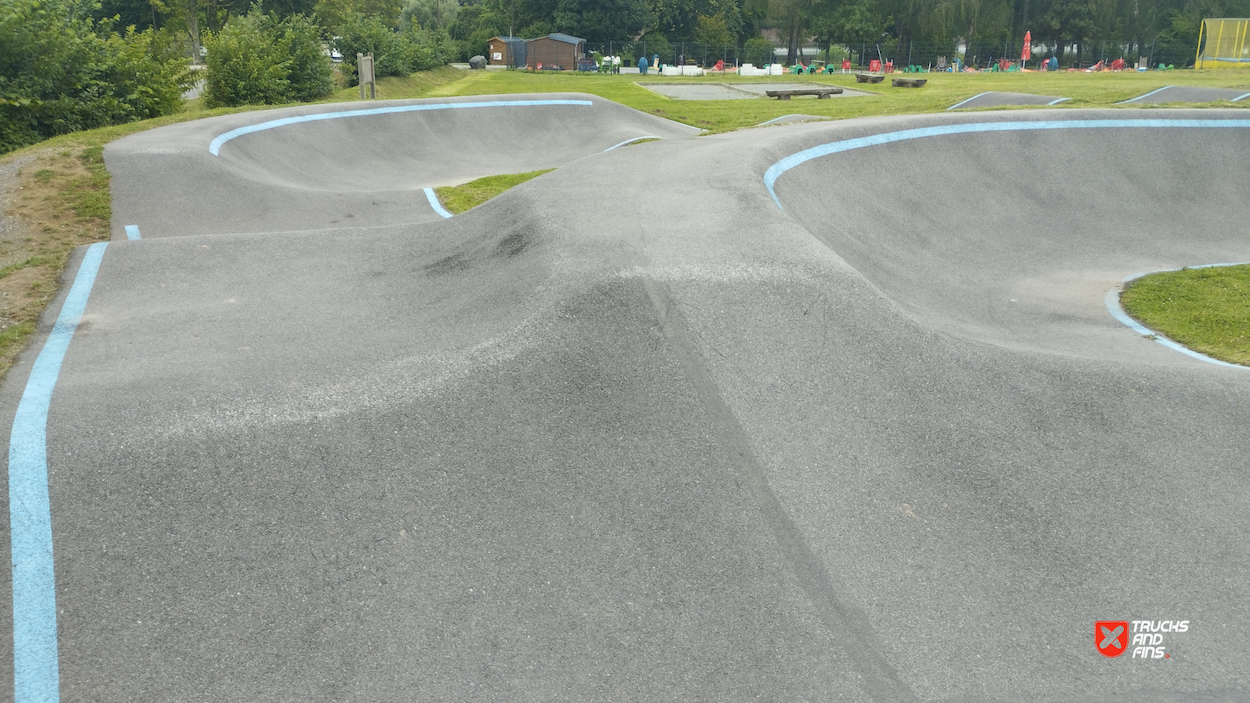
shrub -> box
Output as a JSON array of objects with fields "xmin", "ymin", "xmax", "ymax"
[
  {"xmin": 332, "ymin": 12, "xmax": 409, "ymax": 83},
  {"xmin": 404, "ymin": 25, "xmax": 453, "ymax": 71},
  {"xmin": 639, "ymin": 32, "xmax": 672, "ymax": 65},
  {"xmin": 743, "ymin": 36, "xmax": 773, "ymax": 65},
  {"xmin": 0, "ymin": 0, "xmax": 191, "ymax": 154},
  {"xmin": 203, "ymin": 8, "xmax": 332, "ymax": 108},
  {"xmin": 333, "ymin": 13, "xmax": 451, "ymax": 84}
]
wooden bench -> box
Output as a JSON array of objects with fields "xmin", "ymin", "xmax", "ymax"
[
  {"xmin": 765, "ymin": 87, "xmax": 843, "ymax": 100},
  {"xmin": 855, "ymin": 73, "xmax": 884, "ymax": 83},
  {"xmin": 892, "ymin": 78, "xmax": 927, "ymax": 87}
]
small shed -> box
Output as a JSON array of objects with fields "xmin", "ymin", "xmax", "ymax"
[
  {"xmin": 486, "ymin": 36, "xmax": 525, "ymax": 68},
  {"xmin": 525, "ymin": 33, "xmax": 585, "ymax": 71}
]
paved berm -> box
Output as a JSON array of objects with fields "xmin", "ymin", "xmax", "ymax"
[{"xmin": 2, "ymin": 95, "xmax": 1248, "ymax": 701}]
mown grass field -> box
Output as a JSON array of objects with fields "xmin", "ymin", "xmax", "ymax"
[
  {"xmin": 399, "ymin": 66, "xmax": 1250, "ymax": 132},
  {"xmin": 0, "ymin": 64, "xmax": 1247, "ymax": 376}
]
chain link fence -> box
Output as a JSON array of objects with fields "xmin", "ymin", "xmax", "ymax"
[{"xmin": 583, "ymin": 39, "xmax": 1195, "ymax": 72}]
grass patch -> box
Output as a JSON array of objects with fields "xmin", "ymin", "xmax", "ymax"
[
  {"xmin": 1120, "ymin": 264, "xmax": 1250, "ymax": 366},
  {"xmin": 434, "ymin": 169, "xmax": 554, "ymax": 214}
]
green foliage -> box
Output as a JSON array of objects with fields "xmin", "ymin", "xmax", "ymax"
[
  {"xmin": 336, "ymin": 13, "xmax": 405, "ymax": 80},
  {"xmin": 401, "ymin": 0, "xmax": 458, "ymax": 31},
  {"xmin": 0, "ymin": 0, "xmax": 191, "ymax": 154},
  {"xmin": 641, "ymin": 32, "xmax": 673, "ymax": 63},
  {"xmin": 333, "ymin": 13, "xmax": 452, "ymax": 83},
  {"xmin": 203, "ymin": 7, "xmax": 332, "ymax": 107},
  {"xmin": 823, "ymin": 0, "xmax": 886, "ymax": 45},
  {"xmin": 694, "ymin": 13, "xmax": 732, "ymax": 45},
  {"xmin": 315, "ymin": 0, "xmax": 403, "ymax": 31},
  {"xmin": 743, "ymin": 35, "xmax": 772, "ymax": 64},
  {"xmin": 553, "ymin": 0, "xmax": 650, "ymax": 41}
]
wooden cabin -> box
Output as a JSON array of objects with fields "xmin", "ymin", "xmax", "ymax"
[
  {"xmin": 486, "ymin": 37, "xmax": 525, "ymax": 68},
  {"xmin": 524, "ymin": 33, "xmax": 585, "ymax": 71}
]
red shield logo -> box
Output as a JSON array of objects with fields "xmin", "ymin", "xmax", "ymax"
[{"xmin": 1096, "ymin": 621, "xmax": 1129, "ymax": 658}]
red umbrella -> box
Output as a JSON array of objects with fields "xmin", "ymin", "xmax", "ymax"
[{"xmin": 1021, "ymin": 31, "xmax": 1032, "ymax": 62}]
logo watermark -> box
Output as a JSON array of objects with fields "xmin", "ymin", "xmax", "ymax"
[{"xmin": 1097, "ymin": 620, "xmax": 1189, "ymax": 660}]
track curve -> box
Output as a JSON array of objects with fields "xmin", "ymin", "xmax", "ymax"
[{"xmin": 2, "ymin": 102, "xmax": 1248, "ymax": 701}]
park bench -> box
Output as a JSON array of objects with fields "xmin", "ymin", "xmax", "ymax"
[
  {"xmin": 855, "ymin": 73, "xmax": 884, "ymax": 83},
  {"xmin": 766, "ymin": 87, "xmax": 844, "ymax": 100},
  {"xmin": 892, "ymin": 78, "xmax": 927, "ymax": 87}
]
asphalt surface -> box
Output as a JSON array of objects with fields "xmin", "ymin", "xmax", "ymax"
[
  {"xmin": 948, "ymin": 91, "xmax": 1069, "ymax": 109},
  {"xmin": 2, "ymin": 97, "xmax": 1249, "ymax": 701},
  {"xmin": 1120, "ymin": 85, "xmax": 1250, "ymax": 103}
]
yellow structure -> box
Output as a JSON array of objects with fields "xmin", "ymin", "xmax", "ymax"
[{"xmin": 1196, "ymin": 18, "xmax": 1250, "ymax": 68}]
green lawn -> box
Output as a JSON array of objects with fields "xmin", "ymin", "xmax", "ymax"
[
  {"xmin": 350, "ymin": 67, "xmax": 1250, "ymax": 133},
  {"xmin": 1120, "ymin": 265, "xmax": 1250, "ymax": 366}
]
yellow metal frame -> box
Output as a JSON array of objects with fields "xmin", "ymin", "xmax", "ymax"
[{"xmin": 1198, "ymin": 19, "xmax": 1250, "ymax": 68}]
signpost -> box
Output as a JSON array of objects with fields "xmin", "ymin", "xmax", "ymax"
[{"xmin": 357, "ymin": 52, "xmax": 375, "ymax": 100}]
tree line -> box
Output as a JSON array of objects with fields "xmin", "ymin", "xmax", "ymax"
[
  {"xmin": 98, "ymin": 0, "xmax": 1250, "ymax": 65},
  {"xmin": 4, "ymin": 0, "xmax": 1247, "ymax": 154}
]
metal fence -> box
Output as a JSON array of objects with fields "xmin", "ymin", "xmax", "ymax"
[{"xmin": 583, "ymin": 39, "xmax": 1195, "ymax": 71}]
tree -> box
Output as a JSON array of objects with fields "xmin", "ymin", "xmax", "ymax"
[
  {"xmin": 771, "ymin": 0, "xmax": 813, "ymax": 63},
  {"xmin": 1, "ymin": 0, "xmax": 190, "ymax": 153},
  {"xmin": 553, "ymin": 0, "xmax": 650, "ymax": 41},
  {"xmin": 315, "ymin": 0, "xmax": 403, "ymax": 32}
]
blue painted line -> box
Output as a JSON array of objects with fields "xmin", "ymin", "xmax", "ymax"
[
  {"xmin": 604, "ymin": 136, "xmax": 660, "ymax": 151},
  {"xmin": 946, "ymin": 92, "xmax": 990, "ymax": 110},
  {"xmin": 1047, "ymin": 97, "xmax": 1072, "ymax": 105},
  {"xmin": 1117, "ymin": 85, "xmax": 1174, "ymax": 104},
  {"xmin": 1105, "ymin": 262, "xmax": 1249, "ymax": 369},
  {"xmin": 423, "ymin": 188, "xmax": 452, "ymax": 219},
  {"xmin": 763, "ymin": 118, "xmax": 1250, "ymax": 208},
  {"xmin": 124, "ymin": 225, "xmax": 140, "ymax": 240},
  {"xmin": 209, "ymin": 100, "xmax": 594, "ymax": 155},
  {"xmin": 10, "ymin": 241, "xmax": 109, "ymax": 702},
  {"xmin": 1232, "ymin": 92, "xmax": 1250, "ymax": 102}
]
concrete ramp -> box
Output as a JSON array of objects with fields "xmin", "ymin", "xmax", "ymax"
[
  {"xmin": 948, "ymin": 91, "xmax": 1070, "ymax": 109},
  {"xmin": 5, "ymin": 105, "xmax": 1250, "ymax": 701},
  {"xmin": 768, "ymin": 111, "xmax": 1250, "ymax": 363},
  {"xmin": 1120, "ymin": 85, "xmax": 1250, "ymax": 103},
  {"xmin": 106, "ymin": 94, "xmax": 697, "ymax": 237}
]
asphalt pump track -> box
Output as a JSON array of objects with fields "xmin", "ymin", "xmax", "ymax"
[{"xmin": 2, "ymin": 94, "xmax": 1249, "ymax": 700}]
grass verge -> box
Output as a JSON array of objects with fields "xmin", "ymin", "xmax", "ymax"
[
  {"xmin": 1120, "ymin": 265, "xmax": 1250, "ymax": 366},
  {"xmin": 434, "ymin": 169, "xmax": 555, "ymax": 214}
]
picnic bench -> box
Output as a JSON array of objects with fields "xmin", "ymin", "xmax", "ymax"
[
  {"xmin": 892, "ymin": 77, "xmax": 927, "ymax": 87},
  {"xmin": 855, "ymin": 73, "xmax": 884, "ymax": 83},
  {"xmin": 765, "ymin": 87, "xmax": 844, "ymax": 100}
]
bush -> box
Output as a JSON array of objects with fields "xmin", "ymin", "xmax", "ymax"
[
  {"xmin": 333, "ymin": 13, "xmax": 451, "ymax": 84},
  {"xmin": 744, "ymin": 36, "xmax": 773, "ymax": 65},
  {"xmin": 639, "ymin": 32, "xmax": 672, "ymax": 66},
  {"xmin": 332, "ymin": 13, "xmax": 409, "ymax": 83},
  {"xmin": 203, "ymin": 8, "xmax": 332, "ymax": 108},
  {"xmin": 405, "ymin": 25, "xmax": 453, "ymax": 71},
  {"xmin": 0, "ymin": 0, "xmax": 191, "ymax": 154}
]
